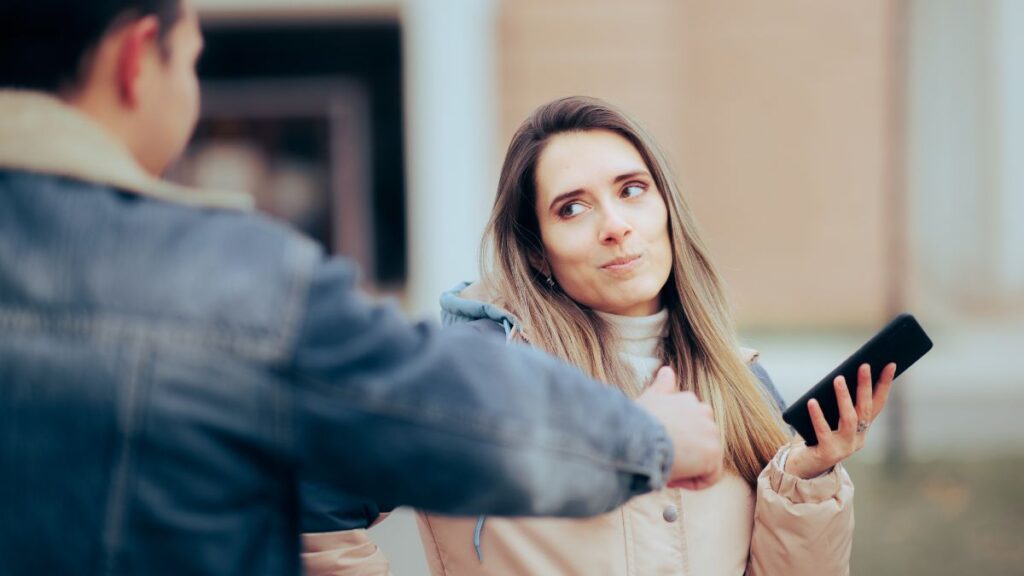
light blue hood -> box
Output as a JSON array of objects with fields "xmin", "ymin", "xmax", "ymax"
[{"xmin": 439, "ymin": 281, "xmax": 522, "ymax": 336}]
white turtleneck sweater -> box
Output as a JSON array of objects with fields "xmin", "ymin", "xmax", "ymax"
[
  {"xmin": 594, "ymin": 308, "xmax": 669, "ymax": 387},
  {"xmin": 595, "ymin": 308, "xmax": 756, "ymax": 576}
]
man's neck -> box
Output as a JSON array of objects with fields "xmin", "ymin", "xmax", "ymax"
[{"xmin": 63, "ymin": 87, "xmax": 153, "ymax": 175}]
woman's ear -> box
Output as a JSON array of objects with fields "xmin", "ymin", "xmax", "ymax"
[{"xmin": 527, "ymin": 250, "xmax": 549, "ymax": 277}]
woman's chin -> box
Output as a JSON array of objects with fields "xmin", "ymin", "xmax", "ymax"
[{"xmin": 597, "ymin": 289, "xmax": 662, "ymax": 316}]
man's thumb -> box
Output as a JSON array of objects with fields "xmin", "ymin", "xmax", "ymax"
[{"xmin": 647, "ymin": 366, "xmax": 677, "ymax": 394}]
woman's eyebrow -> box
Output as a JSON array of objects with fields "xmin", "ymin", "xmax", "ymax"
[{"xmin": 611, "ymin": 170, "xmax": 650, "ymax": 184}]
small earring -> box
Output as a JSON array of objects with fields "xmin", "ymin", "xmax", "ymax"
[{"xmin": 545, "ymin": 275, "xmax": 556, "ymax": 289}]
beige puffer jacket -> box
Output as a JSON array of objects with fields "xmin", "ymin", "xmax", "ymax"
[
  {"xmin": 416, "ymin": 453, "xmax": 853, "ymax": 575},
  {"xmin": 303, "ymin": 283, "xmax": 855, "ymax": 576}
]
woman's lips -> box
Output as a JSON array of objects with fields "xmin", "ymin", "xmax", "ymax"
[{"xmin": 601, "ymin": 254, "xmax": 642, "ymax": 272}]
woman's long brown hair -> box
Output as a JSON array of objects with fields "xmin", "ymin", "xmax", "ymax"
[{"xmin": 481, "ymin": 96, "xmax": 789, "ymax": 486}]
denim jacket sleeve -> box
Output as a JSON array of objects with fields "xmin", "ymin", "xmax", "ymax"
[{"xmin": 287, "ymin": 257, "xmax": 673, "ymax": 517}]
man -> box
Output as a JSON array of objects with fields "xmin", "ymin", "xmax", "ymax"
[{"xmin": 0, "ymin": 0, "xmax": 724, "ymax": 574}]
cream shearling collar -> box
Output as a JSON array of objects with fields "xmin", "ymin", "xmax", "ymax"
[{"xmin": 0, "ymin": 90, "xmax": 252, "ymax": 210}]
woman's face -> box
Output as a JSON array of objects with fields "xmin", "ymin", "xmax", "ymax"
[{"xmin": 534, "ymin": 129, "xmax": 673, "ymax": 316}]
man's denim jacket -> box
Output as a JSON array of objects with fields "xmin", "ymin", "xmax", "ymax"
[{"xmin": 0, "ymin": 92, "xmax": 673, "ymax": 575}]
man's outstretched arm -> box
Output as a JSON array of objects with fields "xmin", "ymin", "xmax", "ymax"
[{"xmin": 288, "ymin": 258, "xmax": 678, "ymax": 517}]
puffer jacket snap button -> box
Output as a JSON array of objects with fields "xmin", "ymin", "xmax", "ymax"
[{"xmin": 663, "ymin": 504, "xmax": 678, "ymax": 523}]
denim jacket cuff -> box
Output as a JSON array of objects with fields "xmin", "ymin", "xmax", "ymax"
[{"xmin": 625, "ymin": 418, "xmax": 673, "ymax": 494}]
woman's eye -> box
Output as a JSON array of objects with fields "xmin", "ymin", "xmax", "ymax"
[
  {"xmin": 559, "ymin": 202, "xmax": 586, "ymax": 218},
  {"xmin": 622, "ymin": 183, "xmax": 646, "ymax": 198}
]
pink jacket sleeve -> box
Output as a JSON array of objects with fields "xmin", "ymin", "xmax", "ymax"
[
  {"xmin": 301, "ymin": 523, "xmax": 392, "ymax": 576},
  {"xmin": 747, "ymin": 448, "xmax": 855, "ymax": 576}
]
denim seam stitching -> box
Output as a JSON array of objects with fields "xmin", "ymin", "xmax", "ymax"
[
  {"xmin": 100, "ymin": 340, "xmax": 146, "ymax": 575},
  {"xmin": 268, "ymin": 242, "xmax": 316, "ymax": 453},
  {"xmin": 274, "ymin": 239, "xmax": 318, "ymax": 366},
  {"xmin": 0, "ymin": 307, "xmax": 283, "ymax": 362}
]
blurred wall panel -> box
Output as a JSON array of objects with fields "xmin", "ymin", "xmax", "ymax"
[
  {"xmin": 909, "ymin": 0, "xmax": 1024, "ymax": 322},
  {"xmin": 675, "ymin": 1, "xmax": 897, "ymax": 329},
  {"xmin": 499, "ymin": 0, "xmax": 901, "ymax": 328},
  {"xmin": 499, "ymin": 1, "xmax": 686, "ymax": 165}
]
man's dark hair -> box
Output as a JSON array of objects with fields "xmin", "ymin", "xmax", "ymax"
[{"xmin": 1, "ymin": 0, "xmax": 183, "ymax": 93}]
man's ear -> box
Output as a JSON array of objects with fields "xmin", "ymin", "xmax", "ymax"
[{"xmin": 115, "ymin": 16, "xmax": 161, "ymax": 107}]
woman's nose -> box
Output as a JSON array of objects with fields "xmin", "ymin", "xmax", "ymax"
[{"xmin": 600, "ymin": 209, "xmax": 632, "ymax": 244}]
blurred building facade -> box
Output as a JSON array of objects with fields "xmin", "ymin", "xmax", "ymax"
[{"xmin": 189, "ymin": 0, "xmax": 1022, "ymax": 324}]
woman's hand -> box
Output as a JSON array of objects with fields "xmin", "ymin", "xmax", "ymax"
[{"xmin": 784, "ymin": 362, "xmax": 897, "ymax": 479}]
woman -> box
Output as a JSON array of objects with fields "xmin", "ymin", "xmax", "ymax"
[{"xmin": 304, "ymin": 96, "xmax": 895, "ymax": 575}]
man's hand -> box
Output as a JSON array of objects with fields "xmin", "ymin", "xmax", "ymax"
[{"xmin": 636, "ymin": 366, "xmax": 723, "ymax": 490}]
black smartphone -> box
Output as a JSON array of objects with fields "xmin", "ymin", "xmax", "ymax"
[{"xmin": 781, "ymin": 313, "xmax": 933, "ymax": 446}]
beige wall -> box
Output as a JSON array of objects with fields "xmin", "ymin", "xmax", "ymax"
[{"xmin": 499, "ymin": 0, "xmax": 903, "ymax": 328}]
